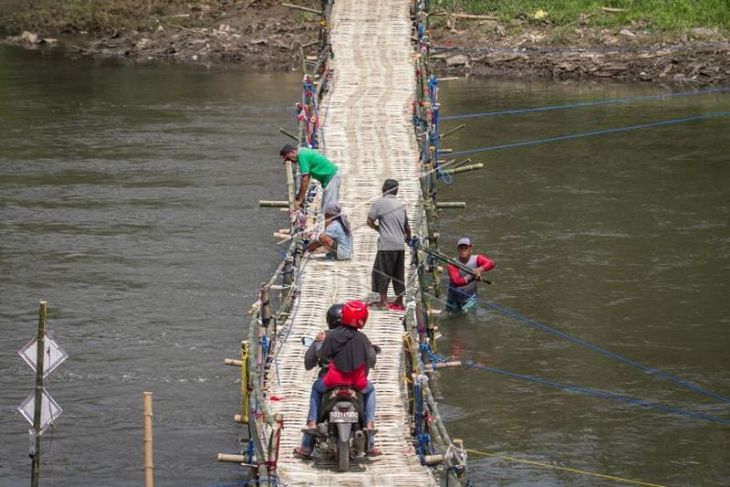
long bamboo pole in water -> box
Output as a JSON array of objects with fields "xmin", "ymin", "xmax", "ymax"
[
  {"xmin": 143, "ymin": 392, "xmax": 154, "ymax": 487},
  {"xmin": 30, "ymin": 300, "xmax": 47, "ymax": 487}
]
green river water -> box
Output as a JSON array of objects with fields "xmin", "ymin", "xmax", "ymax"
[{"xmin": 1, "ymin": 46, "xmax": 728, "ymax": 486}]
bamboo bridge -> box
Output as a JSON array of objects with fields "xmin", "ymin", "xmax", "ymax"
[{"xmin": 219, "ymin": 1, "xmax": 472, "ymax": 485}]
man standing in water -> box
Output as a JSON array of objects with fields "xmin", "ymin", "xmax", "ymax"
[
  {"xmin": 367, "ymin": 179, "xmax": 411, "ymax": 311},
  {"xmin": 446, "ymin": 237, "xmax": 495, "ymax": 313},
  {"xmin": 280, "ymin": 144, "xmax": 341, "ymax": 210}
]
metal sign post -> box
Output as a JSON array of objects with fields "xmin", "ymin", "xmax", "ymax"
[{"xmin": 17, "ymin": 300, "xmax": 66, "ymax": 487}]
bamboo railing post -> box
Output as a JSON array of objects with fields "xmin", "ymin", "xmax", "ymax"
[
  {"xmin": 30, "ymin": 300, "xmax": 47, "ymax": 487},
  {"xmin": 256, "ymin": 285, "xmax": 267, "ymax": 386},
  {"xmin": 261, "ymin": 284, "xmax": 271, "ymax": 328},
  {"xmin": 143, "ymin": 392, "xmax": 154, "ymax": 487},
  {"xmin": 240, "ymin": 341, "xmax": 249, "ymax": 424},
  {"xmin": 419, "ymin": 176, "xmax": 441, "ymax": 297}
]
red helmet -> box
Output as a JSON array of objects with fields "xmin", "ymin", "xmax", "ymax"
[{"xmin": 341, "ymin": 300, "xmax": 369, "ymax": 329}]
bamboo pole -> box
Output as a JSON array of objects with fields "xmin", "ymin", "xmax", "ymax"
[
  {"xmin": 217, "ymin": 453, "xmax": 246, "ymax": 463},
  {"xmin": 240, "ymin": 341, "xmax": 249, "ymax": 424},
  {"xmin": 451, "ymin": 157, "xmax": 472, "ymax": 169},
  {"xmin": 279, "ymin": 127, "xmax": 298, "ymax": 141},
  {"xmin": 440, "ymin": 123, "xmax": 465, "ymax": 139},
  {"xmin": 282, "ymin": 2, "xmax": 322, "ymax": 15},
  {"xmin": 419, "ymin": 175, "xmax": 441, "ymax": 298},
  {"xmin": 422, "ymin": 246, "xmax": 492, "ymax": 284},
  {"xmin": 440, "ymin": 163, "xmax": 483, "ymax": 175},
  {"xmin": 285, "ymin": 160, "xmax": 296, "ymax": 233},
  {"xmin": 143, "ymin": 392, "xmax": 154, "ymax": 487},
  {"xmin": 425, "ymin": 361, "xmax": 462, "ymax": 372},
  {"xmin": 30, "ymin": 300, "xmax": 47, "ymax": 487},
  {"xmin": 452, "ymin": 13, "xmax": 497, "ymax": 20},
  {"xmin": 259, "ymin": 200, "xmax": 290, "ymax": 207},
  {"xmin": 435, "ymin": 201, "xmax": 466, "ymax": 208},
  {"xmin": 261, "ymin": 284, "xmax": 271, "ymax": 327}
]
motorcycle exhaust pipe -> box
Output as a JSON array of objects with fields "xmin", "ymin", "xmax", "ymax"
[{"xmin": 354, "ymin": 430, "xmax": 366, "ymax": 454}]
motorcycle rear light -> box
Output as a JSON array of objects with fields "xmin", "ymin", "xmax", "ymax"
[{"xmin": 336, "ymin": 389, "xmax": 353, "ymax": 398}]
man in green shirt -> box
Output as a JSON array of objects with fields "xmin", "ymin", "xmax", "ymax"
[{"xmin": 280, "ymin": 144, "xmax": 341, "ymax": 210}]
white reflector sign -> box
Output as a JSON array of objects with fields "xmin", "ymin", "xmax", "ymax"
[
  {"xmin": 18, "ymin": 334, "xmax": 68, "ymax": 378},
  {"xmin": 17, "ymin": 389, "xmax": 63, "ymax": 434}
]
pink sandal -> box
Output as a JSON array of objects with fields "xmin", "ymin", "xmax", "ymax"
[{"xmin": 387, "ymin": 302, "xmax": 405, "ymax": 312}]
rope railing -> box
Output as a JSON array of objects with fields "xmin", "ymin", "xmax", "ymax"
[{"xmin": 401, "ymin": 1, "xmax": 470, "ymax": 483}]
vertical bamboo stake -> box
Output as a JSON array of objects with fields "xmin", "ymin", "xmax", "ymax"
[
  {"xmin": 30, "ymin": 300, "xmax": 47, "ymax": 487},
  {"xmin": 285, "ymin": 160, "xmax": 296, "ymax": 236},
  {"xmin": 240, "ymin": 341, "xmax": 249, "ymax": 424},
  {"xmin": 261, "ymin": 284, "xmax": 271, "ymax": 328},
  {"xmin": 143, "ymin": 392, "xmax": 154, "ymax": 487}
]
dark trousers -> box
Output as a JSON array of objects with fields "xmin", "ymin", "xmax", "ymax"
[{"xmin": 371, "ymin": 250, "xmax": 405, "ymax": 296}]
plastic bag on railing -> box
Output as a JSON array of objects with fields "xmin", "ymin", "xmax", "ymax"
[{"xmin": 248, "ymin": 298, "xmax": 262, "ymax": 316}]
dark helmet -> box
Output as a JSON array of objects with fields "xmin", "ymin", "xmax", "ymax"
[{"xmin": 326, "ymin": 303, "xmax": 344, "ymax": 329}]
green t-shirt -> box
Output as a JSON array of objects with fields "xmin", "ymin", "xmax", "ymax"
[{"xmin": 297, "ymin": 148, "xmax": 338, "ymax": 187}]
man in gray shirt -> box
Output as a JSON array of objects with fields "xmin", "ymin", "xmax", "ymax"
[{"xmin": 367, "ymin": 179, "xmax": 411, "ymax": 311}]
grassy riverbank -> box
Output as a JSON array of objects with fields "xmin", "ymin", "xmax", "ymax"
[
  {"xmin": 437, "ymin": 0, "xmax": 728, "ymax": 31},
  {"xmin": 0, "ymin": 0, "xmax": 320, "ymax": 36},
  {"xmin": 1, "ymin": 0, "xmax": 728, "ymax": 85},
  {"xmin": 2, "ymin": 0, "xmax": 727, "ymax": 38}
]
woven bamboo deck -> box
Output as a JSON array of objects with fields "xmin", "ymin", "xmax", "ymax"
[{"xmin": 266, "ymin": 0, "xmax": 437, "ymax": 485}]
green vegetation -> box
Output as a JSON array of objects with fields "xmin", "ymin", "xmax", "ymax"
[
  {"xmin": 0, "ymin": 0, "xmax": 323, "ymax": 36},
  {"xmin": 434, "ymin": 0, "xmax": 729, "ymax": 32}
]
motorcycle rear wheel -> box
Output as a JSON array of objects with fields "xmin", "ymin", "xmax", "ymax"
[{"xmin": 337, "ymin": 437, "xmax": 349, "ymax": 471}]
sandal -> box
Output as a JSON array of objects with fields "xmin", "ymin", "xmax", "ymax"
[
  {"xmin": 387, "ymin": 302, "xmax": 405, "ymax": 312},
  {"xmin": 293, "ymin": 446, "xmax": 313, "ymax": 459},
  {"xmin": 366, "ymin": 447, "xmax": 383, "ymax": 457}
]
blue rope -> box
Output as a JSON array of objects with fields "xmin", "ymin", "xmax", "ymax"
[
  {"xmin": 441, "ymin": 87, "xmax": 730, "ymax": 121},
  {"xmin": 417, "ymin": 432, "xmax": 432, "ymax": 459},
  {"xmin": 442, "ymin": 282, "xmax": 730, "ymax": 404},
  {"xmin": 465, "ymin": 363, "xmax": 730, "ymax": 425},
  {"xmin": 420, "ymin": 342, "xmax": 449, "ymax": 366},
  {"xmin": 442, "ymin": 274, "xmax": 730, "ymax": 404},
  {"xmin": 474, "ymin": 296, "xmax": 730, "ymax": 404},
  {"xmin": 246, "ymin": 438, "xmax": 254, "ymax": 465},
  {"xmin": 450, "ymin": 112, "xmax": 730, "ymax": 157}
]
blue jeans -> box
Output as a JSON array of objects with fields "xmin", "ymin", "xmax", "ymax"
[{"xmin": 301, "ymin": 378, "xmax": 376, "ymax": 450}]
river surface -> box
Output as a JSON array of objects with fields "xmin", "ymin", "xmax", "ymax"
[{"xmin": 1, "ymin": 46, "xmax": 728, "ymax": 486}]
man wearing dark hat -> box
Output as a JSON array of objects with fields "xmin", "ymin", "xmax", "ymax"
[
  {"xmin": 280, "ymin": 144, "xmax": 341, "ymax": 210},
  {"xmin": 367, "ymin": 179, "xmax": 411, "ymax": 311},
  {"xmin": 446, "ymin": 237, "xmax": 495, "ymax": 313}
]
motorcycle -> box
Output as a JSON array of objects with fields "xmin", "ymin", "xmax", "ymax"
[{"xmin": 301, "ymin": 336, "xmax": 379, "ymax": 471}]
